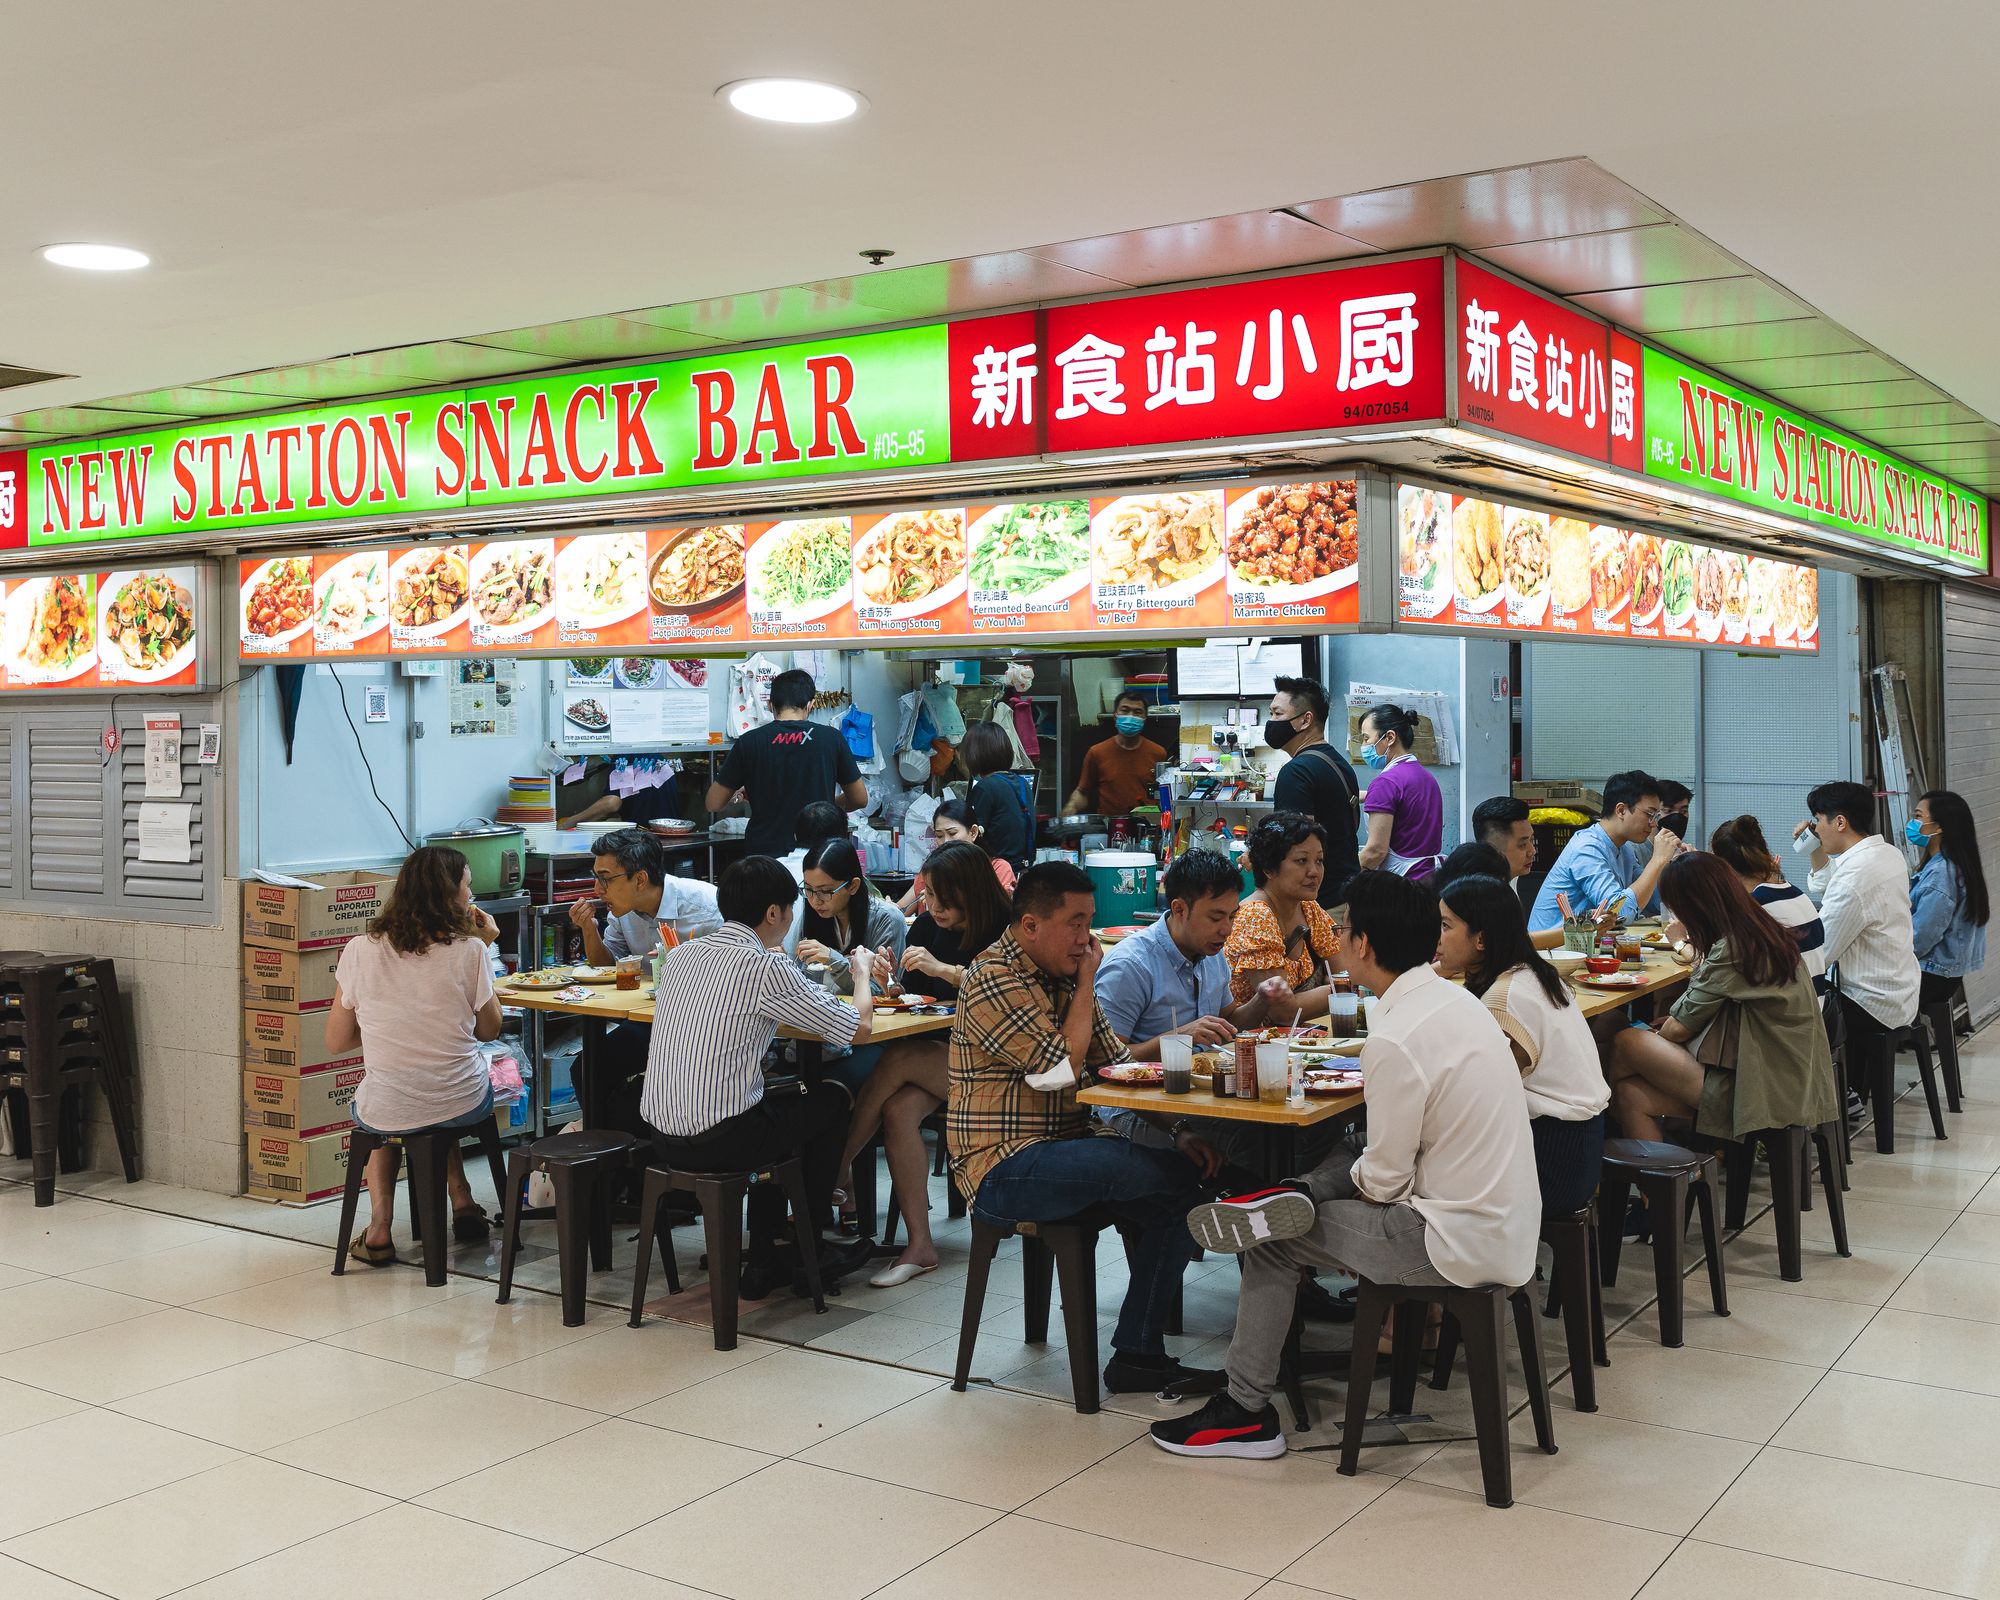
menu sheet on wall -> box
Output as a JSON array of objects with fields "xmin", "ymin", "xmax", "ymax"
[
  {"xmin": 1394, "ymin": 483, "xmax": 1820, "ymax": 653},
  {"xmin": 236, "ymin": 478, "xmax": 1363, "ymax": 662},
  {"xmin": 0, "ymin": 563, "xmax": 204, "ymax": 688}
]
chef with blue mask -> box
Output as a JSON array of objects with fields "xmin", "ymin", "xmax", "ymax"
[{"xmin": 1064, "ymin": 688, "xmax": 1168, "ymax": 816}]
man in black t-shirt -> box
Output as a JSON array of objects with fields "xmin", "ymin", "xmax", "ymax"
[
  {"xmin": 706, "ymin": 669, "xmax": 867, "ymax": 855},
  {"xmin": 1264, "ymin": 674, "xmax": 1361, "ymax": 908}
]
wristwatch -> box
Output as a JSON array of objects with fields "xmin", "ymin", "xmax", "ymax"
[{"xmin": 1169, "ymin": 1118, "xmax": 1198, "ymax": 1141}]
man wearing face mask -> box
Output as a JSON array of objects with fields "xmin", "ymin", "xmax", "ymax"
[
  {"xmin": 1064, "ymin": 689, "xmax": 1168, "ymax": 817},
  {"xmin": 1655, "ymin": 780, "xmax": 1693, "ymax": 841},
  {"xmin": 1266, "ymin": 675, "xmax": 1361, "ymax": 908}
]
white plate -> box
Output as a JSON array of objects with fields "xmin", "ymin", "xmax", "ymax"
[
  {"xmin": 746, "ymin": 519, "xmax": 853, "ymax": 623},
  {"xmin": 1627, "ymin": 534, "xmax": 1665, "ymax": 629},
  {"xmin": 313, "ymin": 550, "xmax": 390, "ymax": 647},
  {"xmin": 853, "ymin": 510, "xmax": 969, "ymax": 620},
  {"xmin": 557, "ymin": 532, "xmax": 648, "ymax": 627},
  {"xmin": 468, "ymin": 540, "xmax": 557, "ymax": 636},
  {"xmin": 965, "ymin": 503, "xmax": 1093, "ymax": 607},
  {"xmin": 1224, "ymin": 484, "xmax": 1358, "ymax": 603},
  {"xmin": 96, "ymin": 568, "xmax": 197, "ymax": 683},
  {"xmin": 1395, "ymin": 486, "xmax": 1452, "ymax": 619},
  {"xmin": 5, "ymin": 576, "xmax": 97, "ymax": 683},
  {"xmin": 239, "ymin": 557, "xmax": 316, "ymax": 648},
  {"xmin": 387, "ymin": 545, "xmax": 471, "ymax": 637},
  {"xmin": 1091, "ymin": 492, "xmax": 1226, "ymax": 604},
  {"xmin": 1547, "ymin": 949, "xmax": 1589, "ymax": 969}
]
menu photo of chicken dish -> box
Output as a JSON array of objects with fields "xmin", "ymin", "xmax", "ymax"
[
  {"xmin": 1225, "ymin": 481, "xmax": 1358, "ymax": 600},
  {"xmin": 1092, "ymin": 491, "xmax": 1224, "ymax": 607},
  {"xmin": 468, "ymin": 540, "xmax": 556, "ymax": 637},
  {"xmin": 389, "ymin": 545, "xmax": 471, "ymax": 638},
  {"xmin": 240, "ymin": 556, "xmax": 316, "ymax": 649},
  {"xmin": 1453, "ymin": 496, "xmax": 1505, "ymax": 614},
  {"xmin": 1588, "ymin": 525, "xmax": 1630, "ymax": 621},
  {"xmin": 6, "ymin": 573, "xmax": 97, "ymax": 683},
  {"xmin": 313, "ymin": 550, "xmax": 390, "ymax": 650}
]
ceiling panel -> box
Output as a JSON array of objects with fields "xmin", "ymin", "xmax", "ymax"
[
  {"xmin": 0, "ymin": 430, "xmax": 56, "ymax": 447},
  {"xmin": 462, "ymin": 316, "xmax": 727, "ymax": 363},
  {"xmin": 1030, "ymin": 210, "xmax": 1376, "ymax": 286},
  {"xmin": 1843, "ymin": 420, "xmax": 1999, "ymax": 448},
  {"xmin": 1661, "ymin": 319, "xmax": 1871, "ymax": 366},
  {"xmin": 622, "ymin": 282, "xmax": 892, "ymax": 346},
  {"xmin": 1814, "ymin": 399, "xmax": 1985, "ymax": 432},
  {"xmin": 1475, "ymin": 224, "xmax": 1742, "ymax": 295},
  {"xmin": 842, "ymin": 251, "xmax": 1126, "ymax": 318},
  {"xmin": 1570, "ymin": 276, "xmax": 1812, "ymax": 332},
  {"xmin": 201, "ymin": 340, "xmax": 569, "ymax": 401},
  {"xmin": 0, "ymin": 404, "xmax": 181, "ymax": 436},
  {"xmin": 1293, "ymin": 157, "xmax": 1671, "ymax": 251},
  {"xmin": 1764, "ymin": 379, "xmax": 1950, "ymax": 413},
  {"xmin": 1716, "ymin": 350, "xmax": 1910, "ymax": 389},
  {"xmin": 76, "ymin": 385, "xmax": 303, "ymax": 419}
]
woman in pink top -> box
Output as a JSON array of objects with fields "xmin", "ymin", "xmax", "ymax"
[{"xmin": 325, "ymin": 846, "xmax": 504, "ymax": 1267}]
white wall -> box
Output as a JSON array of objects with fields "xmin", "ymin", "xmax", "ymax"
[{"xmin": 1327, "ymin": 632, "xmax": 1473, "ymax": 854}]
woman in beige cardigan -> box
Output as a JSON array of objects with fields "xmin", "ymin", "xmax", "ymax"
[{"xmin": 1606, "ymin": 852, "xmax": 1837, "ymax": 1141}]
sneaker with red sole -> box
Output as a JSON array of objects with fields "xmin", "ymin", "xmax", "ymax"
[
  {"xmin": 1185, "ymin": 1187, "xmax": 1318, "ymax": 1254},
  {"xmin": 1150, "ymin": 1393, "xmax": 1286, "ymax": 1459}
]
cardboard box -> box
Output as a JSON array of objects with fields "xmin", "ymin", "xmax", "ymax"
[
  {"xmin": 244, "ymin": 1065, "xmax": 364, "ymax": 1138},
  {"xmin": 244, "ymin": 1127, "xmax": 352, "ymax": 1204},
  {"xmin": 241, "ymin": 944, "xmax": 343, "ymax": 1012},
  {"xmin": 242, "ymin": 1007, "xmax": 362, "ymax": 1074},
  {"xmin": 1512, "ymin": 780, "xmax": 1606, "ymax": 815},
  {"xmin": 242, "ymin": 871, "xmax": 395, "ymax": 953}
]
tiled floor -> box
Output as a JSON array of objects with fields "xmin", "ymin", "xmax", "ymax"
[{"xmin": 1, "ymin": 1039, "xmax": 1998, "ymax": 1596}]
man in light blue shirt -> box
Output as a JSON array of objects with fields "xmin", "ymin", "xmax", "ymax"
[{"xmin": 1528, "ymin": 770, "xmax": 1681, "ymax": 932}]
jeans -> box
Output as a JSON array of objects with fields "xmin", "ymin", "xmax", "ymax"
[
  {"xmin": 651, "ymin": 1081, "xmax": 851, "ymax": 1265},
  {"xmin": 972, "ymin": 1136, "xmax": 1204, "ymax": 1357}
]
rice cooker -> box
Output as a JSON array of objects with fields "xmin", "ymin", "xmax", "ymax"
[{"xmin": 424, "ymin": 820, "xmax": 525, "ymax": 896}]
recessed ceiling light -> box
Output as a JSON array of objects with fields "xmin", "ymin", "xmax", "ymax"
[
  {"xmin": 719, "ymin": 78, "xmax": 864, "ymax": 124},
  {"xmin": 41, "ymin": 242, "xmax": 150, "ymax": 272}
]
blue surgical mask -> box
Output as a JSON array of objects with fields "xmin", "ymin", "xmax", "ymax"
[
  {"xmin": 1362, "ymin": 746, "xmax": 1388, "ymax": 771},
  {"xmin": 1114, "ymin": 715, "xmax": 1145, "ymax": 737},
  {"xmin": 1905, "ymin": 817, "xmax": 1932, "ymax": 848}
]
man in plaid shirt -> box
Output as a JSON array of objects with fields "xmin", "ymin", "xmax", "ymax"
[{"xmin": 949, "ymin": 862, "xmax": 1223, "ymax": 1396}]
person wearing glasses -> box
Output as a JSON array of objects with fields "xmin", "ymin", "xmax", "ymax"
[
  {"xmin": 570, "ymin": 827, "xmax": 722, "ymax": 969},
  {"xmin": 1527, "ymin": 770, "xmax": 1682, "ymax": 933},
  {"xmin": 784, "ymin": 836, "xmax": 908, "ymax": 1095}
]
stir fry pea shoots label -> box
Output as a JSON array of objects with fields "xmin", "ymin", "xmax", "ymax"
[{"xmin": 745, "ymin": 517, "xmax": 854, "ymax": 639}]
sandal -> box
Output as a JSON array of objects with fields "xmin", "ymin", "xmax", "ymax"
[
  {"xmin": 827, "ymin": 1187, "xmax": 859, "ymax": 1238},
  {"xmin": 348, "ymin": 1237, "xmax": 397, "ymax": 1268},
  {"xmin": 452, "ymin": 1207, "xmax": 491, "ymax": 1244}
]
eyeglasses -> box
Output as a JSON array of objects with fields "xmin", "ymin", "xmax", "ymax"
[
  {"xmin": 1636, "ymin": 807, "xmax": 1664, "ymax": 823},
  {"xmin": 591, "ymin": 870, "xmax": 627, "ymax": 888},
  {"xmin": 803, "ymin": 880, "xmax": 854, "ymax": 903}
]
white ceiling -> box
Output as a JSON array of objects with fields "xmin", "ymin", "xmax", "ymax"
[{"xmin": 5, "ymin": 0, "xmax": 1997, "ymax": 484}]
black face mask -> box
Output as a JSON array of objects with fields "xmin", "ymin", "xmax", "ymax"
[
  {"xmin": 1264, "ymin": 717, "xmax": 1302, "ymax": 751},
  {"xmin": 1658, "ymin": 811, "xmax": 1689, "ymax": 839}
]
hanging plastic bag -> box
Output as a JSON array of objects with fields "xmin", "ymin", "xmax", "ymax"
[{"xmin": 726, "ymin": 654, "xmax": 779, "ymax": 737}]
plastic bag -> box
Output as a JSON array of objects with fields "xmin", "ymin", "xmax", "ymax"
[{"xmin": 726, "ymin": 654, "xmax": 778, "ymax": 738}]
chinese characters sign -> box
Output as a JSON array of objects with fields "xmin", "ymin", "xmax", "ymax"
[
  {"xmin": 239, "ymin": 478, "xmax": 1359, "ymax": 662},
  {"xmin": 1639, "ymin": 348, "xmax": 1986, "ymax": 570},
  {"xmin": 1455, "ymin": 260, "xmax": 1627, "ymax": 462},
  {"xmin": 1395, "ymin": 483, "xmax": 1819, "ymax": 653}
]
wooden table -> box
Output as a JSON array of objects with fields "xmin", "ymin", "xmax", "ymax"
[{"xmin": 1566, "ymin": 951, "xmax": 1694, "ymax": 1021}]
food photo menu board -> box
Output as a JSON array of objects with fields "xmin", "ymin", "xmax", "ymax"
[
  {"xmin": 0, "ymin": 564, "xmax": 206, "ymax": 689},
  {"xmin": 236, "ymin": 477, "xmax": 1363, "ymax": 662},
  {"xmin": 1395, "ymin": 483, "xmax": 1819, "ymax": 653}
]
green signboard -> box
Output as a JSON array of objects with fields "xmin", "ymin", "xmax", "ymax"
[{"xmin": 1640, "ymin": 348, "xmax": 1986, "ymax": 569}]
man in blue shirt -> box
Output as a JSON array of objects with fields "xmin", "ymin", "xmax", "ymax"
[{"xmin": 1528, "ymin": 770, "xmax": 1681, "ymax": 932}]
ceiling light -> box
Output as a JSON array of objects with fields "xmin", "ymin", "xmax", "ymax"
[
  {"xmin": 41, "ymin": 242, "xmax": 149, "ymax": 272},
  {"xmin": 719, "ymin": 78, "xmax": 864, "ymax": 124}
]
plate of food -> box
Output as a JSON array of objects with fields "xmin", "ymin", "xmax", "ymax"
[
  {"xmin": 1629, "ymin": 533, "xmax": 1665, "ymax": 628},
  {"xmin": 557, "ymin": 531, "xmax": 648, "ymax": 627},
  {"xmin": 1693, "ymin": 547, "xmax": 1728, "ymax": 640},
  {"xmin": 1770, "ymin": 561, "xmax": 1798, "ymax": 642},
  {"xmin": 658, "ymin": 657, "xmax": 709, "ymax": 690},
  {"xmin": 854, "ymin": 508, "xmax": 967, "ymax": 618},
  {"xmin": 1720, "ymin": 551, "xmax": 1750, "ymax": 642},
  {"xmin": 1576, "ymin": 972, "xmax": 1648, "ymax": 990},
  {"xmin": 564, "ymin": 696, "xmax": 609, "ymax": 733},
  {"xmin": 568, "ymin": 966, "xmax": 619, "ymax": 985},
  {"xmin": 748, "ymin": 518, "xmax": 853, "ymax": 620},
  {"xmin": 1092, "ymin": 491, "xmax": 1225, "ymax": 601},
  {"xmin": 1303, "ymin": 1068, "xmax": 1366, "ymax": 1096},
  {"xmin": 1396, "ymin": 485, "xmax": 1452, "ymax": 618},
  {"xmin": 1453, "ymin": 497, "xmax": 1505, "ymax": 613},
  {"xmin": 7, "ymin": 574, "xmax": 97, "ymax": 682},
  {"xmin": 1660, "ymin": 540, "xmax": 1696, "ymax": 630},
  {"xmin": 389, "ymin": 545, "xmax": 471, "ymax": 636},
  {"xmin": 614, "ymin": 656, "xmax": 661, "ymax": 689},
  {"xmin": 1095, "ymin": 925, "xmax": 1150, "ymax": 941},
  {"xmin": 1589, "ymin": 525, "xmax": 1631, "ymax": 621},
  {"xmin": 1226, "ymin": 480, "xmax": 1359, "ymax": 601},
  {"xmin": 502, "ymin": 969, "xmax": 587, "ymax": 991},
  {"xmin": 1794, "ymin": 565, "xmax": 1819, "ymax": 640},
  {"xmin": 967, "ymin": 500, "xmax": 1093, "ymax": 606},
  {"xmin": 1096, "ymin": 1062, "xmax": 1165, "ymax": 1085},
  {"xmin": 98, "ymin": 569, "xmax": 196, "ymax": 682},
  {"xmin": 646, "ymin": 818, "xmax": 697, "ymax": 836},
  {"xmin": 314, "ymin": 551, "xmax": 390, "ymax": 647},
  {"xmin": 649, "ymin": 524, "xmax": 746, "ymax": 617},
  {"xmin": 1503, "ymin": 509, "xmax": 1552, "ymax": 625},
  {"xmin": 1547, "ymin": 517, "xmax": 1591, "ymax": 616},
  {"xmin": 240, "ymin": 556, "xmax": 315, "ymax": 646},
  {"xmin": 469, "ymin": 541, "xmax": 556, "ymax": 635}
]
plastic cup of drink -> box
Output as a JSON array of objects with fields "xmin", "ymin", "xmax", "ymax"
[
  {"xmin": 1328, "ymin": 993, "xmax": 1360, "ymax": 1037},
  {"xmin": 1160, "ymin": 1034, "xmax": 1194, "ymax": 1095},
  {"xmin": 1256, "ymin": 1041, "xmax": 1290, "ymax": 1103}
]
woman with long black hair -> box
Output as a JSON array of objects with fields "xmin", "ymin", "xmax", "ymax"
[
  {"xmin": 1434, "ymin": 873, "xmax": 1608, "ymax": 1211},
  {"xmin": 1909, "ymin": 788, "xmax": 1990, "ymax": 1007}
]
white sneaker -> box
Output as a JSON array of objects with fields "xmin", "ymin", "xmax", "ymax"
[{"xmin": 1186, "ymin": 1188, "xmax": 1318, "ymax": 1254}]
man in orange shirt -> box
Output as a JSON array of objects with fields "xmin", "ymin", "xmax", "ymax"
[{"xmin": 1064, "ymin": 690, "xmax": 1166, "ymax": 817}]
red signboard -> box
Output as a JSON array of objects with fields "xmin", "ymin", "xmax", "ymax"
[
  {"xmin": 1609, "ymin": 331, "xmax": 1644, "ymax": 475},
  {"xmin": 1454, "ymin": 259, "xmax": 1612, "ymax": 461},
  {"xmin": 1039, "ymin": 258, "xmax": 1447, "ymax": 453},
  {"xmin": 947, "ymin": 311, "xmax": 1042, "ymax": 463}
]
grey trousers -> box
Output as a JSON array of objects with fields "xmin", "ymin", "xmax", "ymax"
[{"xmin": 1226, "ymin": 1135, "xmax": 1449, "ymax": 1413}]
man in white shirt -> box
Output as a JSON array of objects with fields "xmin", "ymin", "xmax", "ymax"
[
  {"xmin": 571, "ymin": 828, "xmax": 723, "ymax": 966},
  {"xmin": 1799, "ymin": 781, "xmax": 1920, "ymax": 1143},
  {"xmin": 1150, "ymin": 870, "xmax": 1540, "ymax": 1459}
]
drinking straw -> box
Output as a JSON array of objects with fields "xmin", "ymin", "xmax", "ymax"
[{"xmin": 1557, "ymin": 891, "xmax": 1574, "ymax": 920}]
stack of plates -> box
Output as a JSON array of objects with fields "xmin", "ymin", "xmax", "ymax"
[{"xmin": 501, "ymin": 773, "xmax": 556, "ymax": 824}]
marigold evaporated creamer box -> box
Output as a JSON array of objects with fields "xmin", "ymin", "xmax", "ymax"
[{"xmin": 241, "ymin": 870, "xmax": 395, "ymax": 952}]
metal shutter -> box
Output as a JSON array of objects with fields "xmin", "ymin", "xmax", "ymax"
[
  {"xmin": 0, "ymin": 722, "xmax": 12, "ymax": 891},
  {"xmin": 1943, "ymin": 586, "xmax": 2000, "ymax": 1025},
  {"xmin": 117, "ymin": 706, "xmax": 213, "ymax": 911},
  {"xmin": 27, "ymin": 717, "xmax": 108, "ymax": 897}
]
